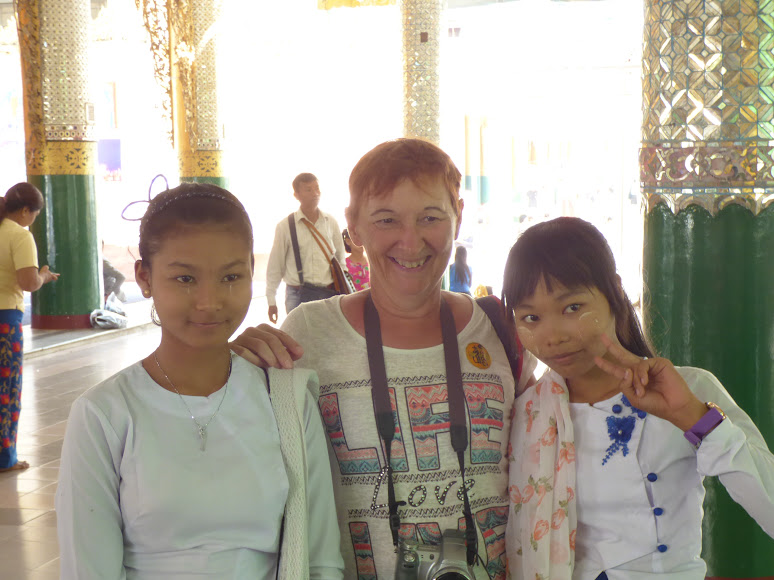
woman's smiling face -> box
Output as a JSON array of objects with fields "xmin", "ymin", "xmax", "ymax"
[{"xmin": 348, "ymin": 177, "xmax": 460, "ymax": 303}]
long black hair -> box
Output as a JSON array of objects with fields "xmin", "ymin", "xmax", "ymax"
[
  {"xmin": 502, "ymin": 217, "xmax": 654, "ymax": 358},
  {"xmin": 452, "ymin": 245, "xmax": 471, "ymax": 286}
]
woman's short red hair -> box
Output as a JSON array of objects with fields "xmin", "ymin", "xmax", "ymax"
[{"xmin": 347, "ymin": 138, "xmax": 462, "ymax": 222}]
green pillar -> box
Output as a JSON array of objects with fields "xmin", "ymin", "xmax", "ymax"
[
  {"xmin": 17, "ymin": 0, "xmax": 100, "ymax": 329},
  {"xmin": 641, "ymin": 1, "xmax": 774, "ymax": 576}
]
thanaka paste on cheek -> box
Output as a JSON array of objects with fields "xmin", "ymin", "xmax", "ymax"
[
  {"xmin": 578, "ymin": 310, "xmax": 606, "ymax": 356},
  {"xmin": 517, "ymin": 326, "xmax": 540, "ymax": 357}
]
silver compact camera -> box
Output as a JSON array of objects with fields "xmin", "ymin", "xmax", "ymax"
[{"xmin": 395, "ymin": 529, "xmax": 476, "ymax": 580}]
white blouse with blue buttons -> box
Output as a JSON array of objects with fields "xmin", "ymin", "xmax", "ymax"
[{"xmin": 564, "ymin": 366, "xmax": 774, "ymax": 580}]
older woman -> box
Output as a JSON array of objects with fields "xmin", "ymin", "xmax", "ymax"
[{"xmin": 234, "ymin": 139, "xmax": 535, "ymax": 580}]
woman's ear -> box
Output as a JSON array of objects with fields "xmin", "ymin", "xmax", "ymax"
[
  {"xmin": 346, "ymin": 208, "xmax": 365, "ymax": 248},
  {"xmin": 454, "ymin": 199, "xmax": 464, "ymax": 240},
  {"xmin": 135, "ymin": 259, "xmax": 151, "ymax": 294}
]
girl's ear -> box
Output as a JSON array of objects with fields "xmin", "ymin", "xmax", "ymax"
[{"xmin": 135, "ymin": 259, "xmax": 151, "ymax": 294}]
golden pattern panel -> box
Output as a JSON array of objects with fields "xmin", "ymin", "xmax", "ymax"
[
  {"xmin": 170, "ymin": 0, "xmax": 199, "ymax": 151},
  {"xmin": 647, "ymin": 192, "xmax": 774, "ymax": 215},
  {"xmin": 179, "ymin": 149, "xmax": 224, "ymax": 177},
  {"xmin": 134, "ymin": 0, "xmax": 173, "ymax": 145},
  {"xmin": 26, "ymin": 141, "xmax": 97, "ymax": 176},
  {"xmin": 641, "ymin": 0, "xmax": 774, "ymax": 191},
  {"xmin": 192, "ymin": 0, "xmax": 223, "ymax": 151},
  {"xmin": 15, "ymin": 0, "xmax": 45, "ymax": 149},
  {"xmin": 642, "ymin": 0, "xmax": 774, "ymax": 144},
  {"xmin": 39, "ymin": 0, "xmax": 94, "ymax": 131},
  {"xmin": 402, "ymin": 0, "xmax": 442, "ymax": 144},
  {"xmin": 319, "ymin": 0, "xmax": 395, "ymax": 7}
]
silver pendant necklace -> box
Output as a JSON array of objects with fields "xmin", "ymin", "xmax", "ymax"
[{"xmin": 153, "ymin": 352, "xmax": 231, "ymax": 451}]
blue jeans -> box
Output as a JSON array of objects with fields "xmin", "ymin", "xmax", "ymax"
[
  {"xmin": 285, "ymin": 286, "xmax": 304, "ymax": 314},
  {"xmin": 285, "ymin": 284, "xmax": 336, "ymax": 314}
]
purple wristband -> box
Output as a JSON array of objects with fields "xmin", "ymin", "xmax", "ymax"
[{"xmin": 684, "ymin": 404, "xmax": 725, "ymax": 447}]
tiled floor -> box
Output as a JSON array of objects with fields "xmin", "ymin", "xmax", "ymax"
[
  {"xmin": 0, "ymin": 295, "xmax": 271, "ymax": 579},
  {"xmin": 0, "ymin": 324, "xmax": 161, "ymax": 580}
]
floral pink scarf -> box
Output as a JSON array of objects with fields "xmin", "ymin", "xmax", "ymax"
[{"xmin": 506, "ymin": 371, "xmax": 577, "ymax": 580}]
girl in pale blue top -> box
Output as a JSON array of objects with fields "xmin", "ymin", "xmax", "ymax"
[{"xmin": 56, "ymin": 183, "xmax": 344, "ymax": 580}]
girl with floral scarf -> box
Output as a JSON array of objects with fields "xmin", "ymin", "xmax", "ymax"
[{"xmin": 502, "ymin": 217, "xmax": 774, "ymax": 580}]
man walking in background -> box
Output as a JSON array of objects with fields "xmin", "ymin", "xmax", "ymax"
[{"xmin": 265, "ymin": 173, "xmax": 345, "ymax": 323}]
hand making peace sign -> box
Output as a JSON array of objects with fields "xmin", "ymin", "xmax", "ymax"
[{"xmin": 594, "ymin": 334, "xmax": 709, "ymax": 432}]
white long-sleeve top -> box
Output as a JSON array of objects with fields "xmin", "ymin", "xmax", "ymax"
[
  {"xmin": 265, "ymin": 209, "xmax": 345, "ymax": 307},
  {"xmin": 569, "ymin": 366, "xmax": 774, "ymax": 579},
  {"xmin": 56, "ymin": 355, "xmax": 344, "ymax": 580}
]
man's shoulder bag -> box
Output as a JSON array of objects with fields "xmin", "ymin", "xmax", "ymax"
[{"xmin": 288, "ymin": 214, "xmax": 355, "ymax": 298}]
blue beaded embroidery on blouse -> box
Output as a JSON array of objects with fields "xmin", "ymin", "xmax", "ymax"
[{"xmin": 603, "ymin": 395, "xmax": 646, "ymax": 465}]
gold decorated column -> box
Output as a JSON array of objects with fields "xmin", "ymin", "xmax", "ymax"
[
  {"xmin": 171, "ymin": 0, "xmax": 226, "ymax": 185},
  {"xmin": 16, "ymin": 0, "xmax": 101, "ymax": 329},
  {"xmin": 402, "ymin": 0, "xmax": 443, "ymax": 144},
  {"xmin": 640, "ymin": 1, "xmax": 774, "ymax": 576},
  {"xmin": 136, "ymin": 0, "xmax": 226, "ymax": 185}
]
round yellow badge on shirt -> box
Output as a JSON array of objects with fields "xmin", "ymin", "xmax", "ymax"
[{"xmin": 466, "ymin": 343, "xmax": 491, "ymax": 369}]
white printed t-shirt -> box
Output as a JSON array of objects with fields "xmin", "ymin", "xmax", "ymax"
[{"xmin": 282, "ymin": 294, "xmax": 535, "ymax": 580}]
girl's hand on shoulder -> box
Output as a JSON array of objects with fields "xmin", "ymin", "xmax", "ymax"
[
  {"xmin": 594, "ymin": 334, "xmax": 707, "ymax": 431},
  {"xmin": 229, "ymin": 324, "xmax": 303, "ymax": 369}
]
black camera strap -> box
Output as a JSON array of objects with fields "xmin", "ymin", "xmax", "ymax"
[{"xmin": 364, "ymin": 294, "xmax": 478, "ymax": 567}]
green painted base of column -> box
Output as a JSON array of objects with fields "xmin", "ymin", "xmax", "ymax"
[
  {"xmin": 29, "ymin": 174, "xmax": 101, "ymax": 330},
  {"xmin": 465, "ymin": 175, "xmax": 473, "ymax": 191},
  {"xmin": 644, "ymin": 202, "xmax": 774, "ymax": 577},
  {"xmin": 180, "ymin": 176, "xmax": 229, "ymax": 189}
]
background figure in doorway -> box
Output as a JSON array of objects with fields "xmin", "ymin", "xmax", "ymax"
[
  {"xmin": 342, "ymin": 228, "xmax": 369, "ymax": 291},
  {"xmin": 0, "ymin": 183, "xmax": 60, "ymax": 472},
  {"xmin": 103, "ymin": 258, "xmax": 126, "ymax": 302},
  {"xmin": 265, "ymin": 173, "xmax": 345, "ymax": 323},
  {"xmin": 449, "ymin": 245, "xmax": 472, "ymax": 295}
]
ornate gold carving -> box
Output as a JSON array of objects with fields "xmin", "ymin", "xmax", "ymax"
[
  {"xmin": 39, "ymin": 0, "xmax": 93, "ymax": 130},
  {"xmin": 402, "ymin": 0, "xmax": 442, "ymax": 144},
  {"xmin": 15, "ymin": 0, "xmax": 46, "ymax": 151},
  {"xmin": 26, "ymin": 141, "xmax": 97, "ymax": 175},
  {"xmin": 641, "ymin": 0, "xmax": 774, "ymax": 192},
  {"xmin": 179, "ymin": 149, "xmax": 224, "ymax": 178},
  {"xmin": 319, "ymin": 0, "xmax": 394, "ymax": 7},
  {"xmin": 647, "ymin": 192, "xmax": 774, "ymax": 215},
  {"xmin": 45, "ymin": 124, "xmax": 97, "ymax": 141},
  {"xmin": 169, "ymin": 0, "xmax": 199, "ymax": 151},
  {"xmin": 192, "ymin": 0, "xmax": 223, "ymax": 151},
  {"xmin": 134, "ymin": 0, "xmax": 173, "ymax": 144}
]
